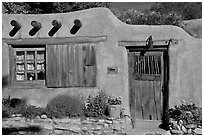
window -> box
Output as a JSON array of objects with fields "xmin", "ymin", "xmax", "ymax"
[
  {"xmin": 10, "ymin": 43, "xmax": 96, "ymax": 88},
  {"xmin": 11, "ymin": 45, "xmax": 45, "ymax": 86},
  {"xmin": 130, "ymin": 52, "xmax": 162, "ymax": 81}
]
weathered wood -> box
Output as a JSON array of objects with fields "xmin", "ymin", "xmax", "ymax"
[
  {"xmin": 134, "ymin": 80, "xmax": 144, "ymax": 119},
  {"xmin": 154, "ymin": 81, "xmax": 162, "ymax": 120},
  {"xmin": 128, "ymin": 52, "xmax": 137, "ymax": 124},
  {"xmin": 77, "ymin": 44, "xmax": 84, "ymax": 86},
  {"xmin": 61, "ymin": 44, "xmax": 69, "ymax": 87},
  {"xmin": 46, "ymin": 45, "xmax": 57, "ymax": 87},
  {"xmin": 119, "ymin": 39, "xmax": 178, "ymax": 47},
  {"xmin": 3, "ymin": 36, "xmax": 107, "ymax": 45},
  {"xmin": 128, "ymin": 51, "xmax": 163, "ymax": 121},
  {"xmin": 68, "ymin": 45, "xmax": 74, "ymax": 87}
]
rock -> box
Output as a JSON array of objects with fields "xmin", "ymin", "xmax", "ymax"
[
  {"xmin": 164, "ymin": 130, "xmax": 171, "ymax": 135},
  {"xmin": 113, "ymin": 120, "xmax": 120, "ymax": 125},
  {"xmin": 81, "ymin": 120, "xmax": 92, "ymax": 125},
  {"xmin": 59, "ymin": 117, "xmax": 72, "ymax": 124},
  {"xmin": 69, "ymin": 126, "xmax": 81, "ymax": 133},
  {"xmin": 107, "ymin": 117, "xmax": 116, "ymax": 120},
  {"xmin": 146, "ymin": 132, "xmax": 155, "ymax": 135},
  {"xmin": 16, "ymin": 114, "xmax": 22, "ymax": 117},
  {"xmin": 54, "ymin": 130, "xmax": 63, "ymax": 134},
  {"xmin": 18, "ymin": 131, "xmax": 26, "ymax": 135},
  {"xmin": 43, "ymin": 124, "xmax": 53, "ymax": 130},
  {"xmin": 105, "ymin": 120, "xmax": 113, "ymax": 124},
  {"xmin": 11, "ymin": 114, "xmax": 16, "ymax": 117},
  {"xmin": 185, "ymin": 124, "xmax": 196, "ymax": 129},
  {"xmin": 114, "ymin": 131, "xmax": 126, "ymax": 135},
  {"xmin": 54, "ymin": 125, "xmax": 67, "ymax": 130},
  {"xmin": 91, "ymin": 125, "xmax": 102, "ymax": 131},
  {"xmin": 103, "ymin": 130, "xmax": 113, "ymax": 135},
  {"xmin": 170, "ymin": 120, "xmax": 180, "ymax": 130},
  {"xmin": 34, "ymin": 118, "xmax": 44, "ymax": 123},
  {"xmin": 70, "ymin": 118, "xmax": 81, "ymax": 124},
  {"xmin": 96, "ymin": 119, "xmax": 105, "ymax": 125},
  {"xmin": 112, "ymin": 124, "xmax": 122, "ymax": 132},
  {"xmin": 185, "ymin": 111, "xmax": 193, "ymax": 117},
  {"xmin": 36, "ymin": 115, "xmax": 41, "ymax": 119},
  {"xmin": 121, "ymin": 117, "xmax": 132, "ymax": 125},
  {"xmin": 170, "ymin": 129, "xmax": 184, "ymax": 135},
  {"xmin": 194, "ymin": 128, "xmax": 202, "ymax": 135},
  {"xmin": 81, "ymin": 127, "xmax": 88, "ymax": 132},
  {"xmin": 93, "ymin": 131, "xmax": 102, "ymax": 135},
  {"xmin": 40, "ymin": 114, "xmax": 48, "ymax": 119},
  {"xmin": 181, "ymin": 125, "xmax": 187, "ymax": 134},
  {"xmin": 104, "ymin": 123, "xmax": 109, "ymax": 129},
  {"xmin": 13, "ymin": 117, "xmax": 22, "ymax": 121}
]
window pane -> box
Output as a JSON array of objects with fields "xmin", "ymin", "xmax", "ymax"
[
  {"xmin": 16, "ymin": 72, "xmax": 25, "ymax": 81},
  {"xmin": 37, "ymin": 61, "xmax": 45, "ymax": 71},
  {"xmin": 16, "ymin": 51, "xmax": 25, "ymax": 60},
  {"xmin": 37, "ymin": 71, "xmax": 45, "ymax": 80},
  {"xmin": 16, "ymin": 62, "xmax": 25, "ymax": 71},
  {"xmin": 27, "ymin": 61, "xmax": 35, "ymax": 70},
  {"xmin": 37, "ymin": 51, "xmax": 45, "ymax": 59},
  {"xmin": 27, "ymin": 51, "xmax": 35, "ymax": 60},
  {"xmin": 27, "ymin": 71, "xmax": 35, "ymax": 81}
]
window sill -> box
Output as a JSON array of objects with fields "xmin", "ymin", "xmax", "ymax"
[{"xmin": 11, "ymin": 80, "xmax": 46, "ymax": 89}]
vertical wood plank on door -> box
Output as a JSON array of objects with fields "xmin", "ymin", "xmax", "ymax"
[
  {"xmin": 77, "ymin": 44, "xmax": 84, "ymax": 87},
  {"xmin": 57, "ymin": 45, "xmax": 62, "ymax": 87},
  {"xmin": 140, "ymin": 80, "xmax": 151, "ymax": 120},
  {"xmin": 46, "ymin": 45, "xmax": 57, "ymax": 87},
  {"xmin": 149, "ymin": 81, "xmax": 157, "ymax": 120},
  {"xmin": 134, "ymin": 80, "xmax": 144, "ymax": 119},
  {"xmin": 128, "ymin": 52, "xmax": 137, "ymax": 121},
  {"xmin": 61, "ymin": 44, "xmax": 69, "ymax": 87},
  {"xmin": 73, "ymin": 44, "xmax": 79, "ymax": 87},
  {"xmin": 154, "ymin": 80, "xmax": 162, "ymax": 120},
  {"xmin": 68, "ymin": 44, "xmax": 74, "ymax": 87}
]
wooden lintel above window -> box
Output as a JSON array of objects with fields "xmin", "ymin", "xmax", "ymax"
[
  {"xmin": 3, "ymin": 36, "xmax": 107, "ymax": 45},
  {"xmin": 119, "ymin": 39, "xmax": 178, "ymax": 47}
]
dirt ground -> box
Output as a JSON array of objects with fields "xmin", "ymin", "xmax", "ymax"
[{"xmin": 124, "ymin": 120, "xmax": 167, "ymax": 135}]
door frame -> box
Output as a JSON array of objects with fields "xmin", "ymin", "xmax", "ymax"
[{"xmin": 127, "ymin": 45, "xmax": 169, "ymax": 127}]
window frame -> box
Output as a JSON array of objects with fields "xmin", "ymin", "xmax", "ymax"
[{"xmin": 10, "ymin": 45, "xmax": 46, "ymax": 88}]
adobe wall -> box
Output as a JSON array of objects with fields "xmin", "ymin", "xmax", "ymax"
[{"xmin": 2, "ymin": 8, "xmax": 202, "ymax": 116}]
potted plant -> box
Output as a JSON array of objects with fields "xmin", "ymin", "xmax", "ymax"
[{"xmin": 108, "ymin": 96, "xmax": 122, "ymax": 119}]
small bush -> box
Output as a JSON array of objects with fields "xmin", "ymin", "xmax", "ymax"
[
  {"xmin": 168, "ymin": 100, "xmax": 202, "ymax": 126},
  {"xmin": 2, "ymin": 96, "xmax": 21, "ymax": 118},
  {"xmin": 20, "ymin": 105, "xmax": 46, "ymax": 119},
  {"xmin": 83, "ymin": 90, "xmax": 109, "ymax": 117},
  {"xmin": 2, "ymin": 96, "xmax": 46, "ymax": 119},
  {"xmin": 46, "ymin": 94, "xmax": 84, "ymax": 118}
]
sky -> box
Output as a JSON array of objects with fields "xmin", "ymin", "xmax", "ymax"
[{"xmin": 111, "ymin": 2, "xmax": 155, "ymax": 11}]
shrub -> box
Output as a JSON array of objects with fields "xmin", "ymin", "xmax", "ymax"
[
  {"xmin": 2, "ymin": 96, "xmax": 46, "ymax": 119},
  {"xmin": 2, "ymin": 96, "xmax": 21, "ymax": 118},
  {"xmin": 46, "ymin": 94, "xmax": 84, "ymax": 118},
  {"xmin": 20, "ymin": 105, "xmax": 46, "ymax": 119},
  {"xmin": 168, "ymin": 100, "xmax": 202, "ymax": 126},
  {"xmin": 83, "ymin": 90, "xmax": 109, "ymax": 117}
]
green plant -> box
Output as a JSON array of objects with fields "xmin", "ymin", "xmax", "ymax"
[
  {"xmin": 20, "ymin": 105, "xmax": 46, "ymax": 119},
  {"xmin": 2, "ymin": 96, "xmax": 20, "ymax": 118},
  {"xmin": 108, "ymin": 96, "xmax": 122, "ymax": 105},
  {"xmin": 46, "ymin": 94, "xmax": 84, "ymax": 118},
  {"xmin": 83, "ymin": 90, "xmax": 109, "ymax": 117},
  {"xmin": 2, "ymin": 96, "xmax": 46, "ymax": 119},
  {"xmin": 168, "ymin": 100, "xmax": 202, "ymax": 126}
]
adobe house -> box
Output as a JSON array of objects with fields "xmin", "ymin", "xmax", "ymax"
[{"xmin": 2, "ymin": 8, "xmax": 202, "ymax": 123}]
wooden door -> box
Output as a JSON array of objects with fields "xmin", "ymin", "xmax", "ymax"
[{"xmin": 129, "ymin": 51, "xmax": 163, "ymax": 120}]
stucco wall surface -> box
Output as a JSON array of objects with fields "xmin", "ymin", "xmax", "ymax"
[{"xmin": 2, "ymin": 8, "xmax": 202, "ymax": 116}]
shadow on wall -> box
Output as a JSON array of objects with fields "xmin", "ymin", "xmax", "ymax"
[{"xmin": 2, "ymin": 75, "xmax": 9, "ymax": 88}]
